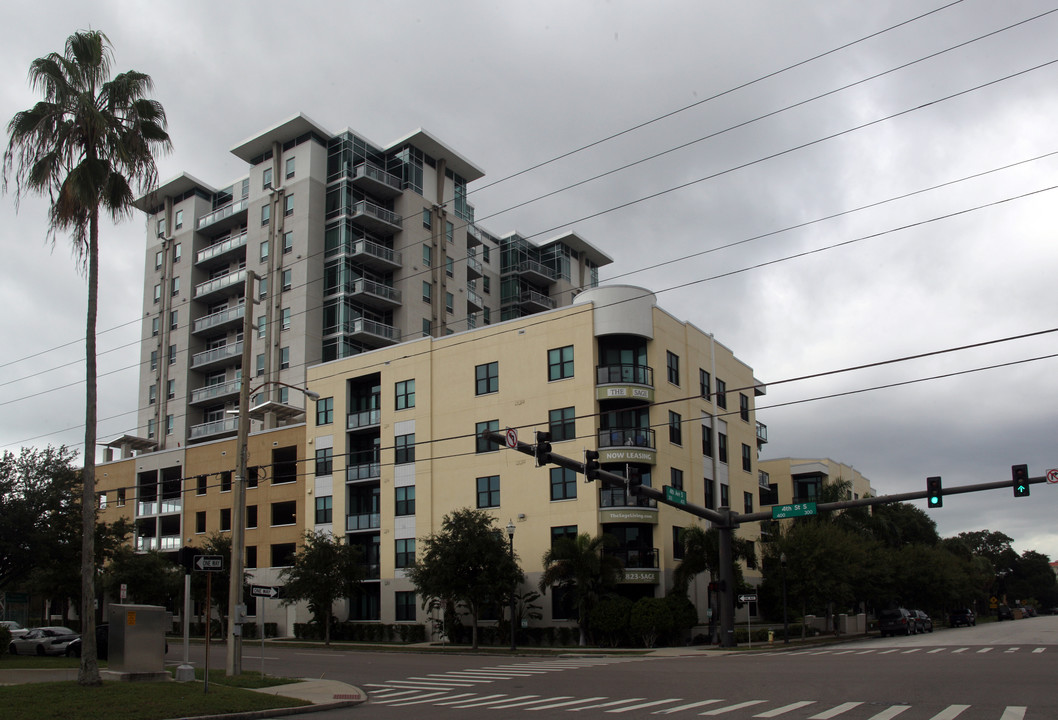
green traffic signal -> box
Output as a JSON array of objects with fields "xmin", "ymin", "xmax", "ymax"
[
  {"xmin": 926, "ymin": 476, "xmax": 943, "ymax": 508},
  {"xmin": 1012, "ymin": 464, "xmax": 1030, "ymax": 498}
]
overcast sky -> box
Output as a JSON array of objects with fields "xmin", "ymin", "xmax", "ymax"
[{"xmin": 2, "ymin": 1, "xmax": 1056, "ymax": 561}]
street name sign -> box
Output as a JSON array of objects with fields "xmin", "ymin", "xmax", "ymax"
[
  {"xmin": 250, "ymin": 585, "xmax": 283, "ymax": 599},
  {"xmin": 194, "ymin": 555, "xmax": 224, "ymax": 572},
  {"xmin": 664, "ymin": 485, "xmax": 688, "ymax": 505},
  {"xmin": 771, "ymin": 502, "xmax": 817, "ymax": 519}
]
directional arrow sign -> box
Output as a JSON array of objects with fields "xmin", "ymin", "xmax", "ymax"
[
  {"xmin": 738, "ymin": 593, "xmax": 758, "ymax": 603},
  {"xmin": 250, "ymin": 585, "xmax": 283, "ymax": 599},
  {"xmin": 194, "ymin": 555, "xmax": 224, "ymax": 572}
]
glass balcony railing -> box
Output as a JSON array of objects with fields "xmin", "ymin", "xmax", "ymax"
[
  {"xmin": 137, "ymin": 500, "xmax": 158, "ymax": 517},
  {"xmin": 189, "ymin": 416, "xmax": 239, "ymax": 440},
  {"xmin": 596, "ymin": 364, "xmax": 654, "ymax": 386},
  {"xmin": 347, "ymin": 409, "xmax": 381, "ymax": 431},
  {"xmin": 347, "ymin": 278, "xmax": 401, "ymax": 305},
  {"xmin": 195, "ymin": 231, "xmax": 247, "ymax": 264},
  {"xmin": 351, "ymin": 162, "xmax": 402, "ymax": 194},
  {"xmin": 346, "ymin": 513, "xmax": 381, "ymax": 531},
  {"xmin": 342, "ymin": 318, "xmax": 400, "ymax": 343},
  {"xmin": 600, "ymin": 486, "xmax": 657, "ymax": 509},
  {"xmin": 190, "ymin": 341, "xmax": 243, "ymax": 369},
  {"xmin": 190, "ymin": 379, "xmax": 241, "ymax": 404},
  {"xmin": 346, "ymin": 462, "xmax": 381, "ymax": 481},
  {"xmin": 518, "ymin": 289, "xmax": 555, "ymax": 309},
  {"xmin": 598, "ymin": 427, "xmax": 656, "ymax": 450},
  {"xmin": 192, "ymin": 305, "xmax": 245, "ymax": 334},
  {"xmin": 159, "ymin": 536, "xmax": 182, "ymax": 551},
  {"xmin": 195, "ymin": 269, "xmax": 247, "ymax": 299},
  {"xmin": 135, "ymin": 536, "xmax": 158, "ymax": 551},
  {"xmin": 197, "ymin": 198, "xmax": 248, "ymax": 230},
  {"xmin": 607, "ymin": 547, "xmax": 659, "ymax": 570},
  {"xmin": 757, "ymin": 421, "xmax": 768, "ymax": 444}
]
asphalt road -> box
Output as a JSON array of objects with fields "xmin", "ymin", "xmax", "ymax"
[{"xmin": 174, "ymin": 617, "xmax": 1058, "ymax": 719}]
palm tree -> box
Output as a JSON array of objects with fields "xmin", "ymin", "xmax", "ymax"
[
  {"xmin": 539, "ymin": 533, "xmax": 624, "ymax": 646},
  {"xmin": 671, "ymin": 525, "xmax": 755, "ymax": 594},
  {"xmin": 4, "ymin": 30, "xmax": 170, "ymax": 686}
]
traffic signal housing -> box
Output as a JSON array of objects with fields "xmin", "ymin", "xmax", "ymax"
[
  {"xmin": 1012, "ymin": 464, "xmax": 1030, "ymax": 498},
  {"xmin": 534, "ymin": 431, "xmax": 552, "ymax": 467},
  {"xmin": 926, "ymin": 476, "xmax": 943, "ymax": 509},
  {"xmin": 627, "ymin": 466, "xmax": 643, "ymax": 495},
  {"xmin": 584, "ymin": 449, "xmax": 601, "ymax": 482}
]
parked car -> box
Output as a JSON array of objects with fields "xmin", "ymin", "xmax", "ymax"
[
  {"xmin": 949, "ymin": 608, "xmax": 976, "ymax": 627},
  {"xmin": 910, "ymin": 610, "xmax": 933, "ymax": 633},
  {"xmin": 998, "ymin": 605, "xmax": 1014, "ymax": 621},
  {"xmin": 878, "ymin": 608, "xmax": 915, "ymax": 637},
  {"xmin": 65, "ymin": 624, "xmax": 108, "ymax": 659},
  {"xmin": 0, "ymin": 620, "xmax": 29, "ymax": 638},
  {"xmin": 8, "ymin": 626, "xmax": 79, "ymax": 656}
]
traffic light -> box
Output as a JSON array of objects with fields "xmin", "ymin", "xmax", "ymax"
[
  {"xmin": 534, "ymin": 431, "xmax": 552, "ymax": 467},
  {"xmin": 584, "ymin": 449, "xmax": 601, "ymax": 482},
  {"xmin": 1012, "ymin": 464, "xmax": 1030, "ymax": 498},
  {"xmin": 926, "ymin": 476, "xmax": 943, "ymax": 508},
  {"xmin": 627, "ymin": 466, "xmax": 643, "ymax": 495}
]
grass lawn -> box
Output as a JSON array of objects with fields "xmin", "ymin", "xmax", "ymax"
[{"xmin": 0, "ymin": 658, "xmax": 307, "ymax": 720}]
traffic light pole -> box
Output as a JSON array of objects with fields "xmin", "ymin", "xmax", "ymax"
[{"xmin": 482, "ymin": 430, "xmax": 1047, "ymax": 649}]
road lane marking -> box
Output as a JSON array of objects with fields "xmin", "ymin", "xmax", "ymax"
[
  {"xmin": 999, "ymin": 708, "xmax": 1026, "ymax": 720},
  {"xmin": 605, "ymin": 698, "xmax": 683, "ymax": 713},
  {"xmin": 928, "ymin": 705, "xmax": 970, "ymax": 719},
  {"xmin": 526, "ymin": 696, "xmax": 608, "ymax": 710},
  {"xmin": 701, "ymin": 700, "xmax": 768, "ymax": 715},
  {"xmin": 653, "ymin": 699, "xmax": 724, "ymax": 714},
  {"xmin": 754, "ymin": 701, "xmax": 817, "ymax": 717},
  {"xmin": 865, "ymin": 706, "xmax": 910, "ymax": 719},
  {"xmin": 809, "ymin": 701, "xmax": 863, "ymax": 718}
]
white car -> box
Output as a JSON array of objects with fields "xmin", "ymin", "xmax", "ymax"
[
  {"xmin": 0, "ymin": 620, "xmax": 28, "ymax": 638},
  {"xmin": 9, "ymin": 626, "xmax": 79, "ymax": 656}
]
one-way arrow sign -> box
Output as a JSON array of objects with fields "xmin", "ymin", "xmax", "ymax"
[
  {"xmin": 194, "ymin": 555, "xmax": 224, "ymax": 572},
  {"xmin": 250, "ymin": 585, "xmax": 283, "ymax": 599}
]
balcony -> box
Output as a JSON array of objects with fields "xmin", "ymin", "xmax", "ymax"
[
  {"xmin": 341, "ymin": 318, "xmax": 400, "ymax": 347},
  {"xmin": 190, "ymin": 379, "xmax": 241, "ymax": 405},
  {"xmin": 346, "ymin": 408, "xmax": 381, "ymax": 432},
  {"xmin": 609, "ymin": 547, "xmax": 659, "ymax": 570},
  {"xmin": 346, "ymin": 513, "xmax": 381, "ymax": 532},
  {"xmin": 466, "ymin": 288, "xmax": 483, "ymax": 311},
  {"xmin": 137, "ymin": 500, "xmax": 158, "ymax": 517},
  {"xmin": 194, "ymin": 269, "xmax": 247, "ymax": 302},
  {"xmin": 346, "ymin": 278, "xmax": 402, "ymax": 310},
  {"xmin": 509, "ymin": 258, "xmax": 556, "ymax": 285},
  {"xmin": 597, "ymin": 427, "xmax": 657, "ymax": 466},
  {"xmin": 596, "ymin": 364, "xmax": 654, "ymax": 403},
  {"xmin": 197, "ymin": 198, "xmax": 248, "ymax": 233},
  {"xmin": 516, "ymin": 288, "xmax": 555, "ymax": 312},
  {"xmin": 190, "ymin": 341, "xmax": 243, "ymax": 370},
  {"xmin": 192, "ymin": 304, "xmax": 245, "ymax": 336},
  {"xmin": 347, "ymin": 238, "xmax": 402, "ymax": 272},
  {"xmin": 350, "ymin": 162, "xmax": 402, "ymax": 198},
  {"xmin": 600, "ymin": 485, "xmax": 657, "ymax": 510},
  {"xmin": 466, "ymin": 224, "xmax": 483, "ymax": 246},
  {"xmin": 195, "ymin": 231, "xmax": 247, "ymax": 268},
  {"xmin": 189, "ymin": 416, "xmax": 239, "ymax": 441},
  {"xmin": 466, "ymin": 255, "xmax": 483, "ymax": 279},
  {"xmin": 346, "ymin": 462, "xmax": 381, "ymax": 482},
  {"xmin": 757, "ymin": 421, "xmax": 768, "ymax": 446},
  {"xmin": 348, "ymin": 200, "xmax": 402, "ymax": 235},
  {"xmin": 135, "ymin": 536, "xmax": 158, "ymax": 551}
]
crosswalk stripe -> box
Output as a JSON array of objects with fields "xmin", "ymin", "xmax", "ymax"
[
  {"xmin": 366, "ymin": 688, "xmax": 419, "ymax": 699},
  {"xmin": 952, "ymin": 648, "xmax": 968, "ymax": 653},
  {"xmin": 977, "ymin": 647, "xmax": 993, "ymax": 653},
  {"xmin": 606, "ymin": 698, "xmax": 684, "ymax": 713},
  {"xmin": 901, "ymin": 649, "xmax": 921, "ymax": 654},
  {"xmin": 879, "ymin": 649, "xmax": 900, "ymax": 655},
  {"xmin": 809, "ymin": 701, "xmax": 863, "ymax": 718},
  {"xmin": 443, "ymin": 694, "xmax": 513, "ymax": 708},
  {"xmin": 526, "ymin": 696, "xmax": 608, "ymax": 710},
  {"xmin": 855, "ymin": 650, "xmax": 874, "ymax": 654},
  {"xmin": 654, "ymin": 699, "xmax": 725, "ymax": 714},
  {"xmin": 928, "ymin": 705, "xmax": 970, "ymax": 719},
  {"xmin": 928, "ymin": 648, "xmax": 945, "ymax": 653},
  {"xmin": 490, "ymin": 695, "xmax": 575, "ymax": 709},
  {"xmin": 372, "ymin": 691, "xmax": 447, "ymax": 705},
  {"xmin": 754, "ymin": 701, "xmax": 817, "ymax": 717},
  {"xmin": 865, "ymin": 706, "xmax": 911, "ymax": 719},
  {"xmin": 999, "ymin": 707, "xmax": 1027, "ymax": 720},
  {"xmin": 1004, "ymin": 647, "xmax": 1019, "ymax": 653},
  {"xmin": 388, "ymin": 692, "xmax": 475, "ymax": 706},
  {"xmin": 701, "ymin": 700, "xmax": 768, "ymax": 715},
  {"xmin": 1033, "ymin": 648, "xmax": 1046, "ymax": 653}
]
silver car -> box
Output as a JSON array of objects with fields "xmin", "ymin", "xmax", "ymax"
[
  {"xmin": 0, "ymin": 620, "xmax": 28, "ymax": 638},
  {"xmin": 8, "ymin": 626, "xmax": 79, "ymax": 656}
]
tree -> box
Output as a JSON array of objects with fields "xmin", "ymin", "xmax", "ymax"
[
  {"xmin": 104, "ymin": 547, "xmax": 182, "ymax": 607},
  {"xmin": 4, "ymin": 30, "xmax": 170, "ymax": 686},
  {"xmin": 407, "ymin": 508, "xmax": 522, "ymax": 649},
  {"xmin": 670, "ymin": 525, "xmax": 754, "ymax": 595},
  {"xmin": 629, "ymin": 597, "xmax": 673, "ymax": 648},
  {"xmin": 279, "ymin": 531, "xmax": 363, "ymax": 645},
  {"xmin": 539, "ymin": 533, "xmax": 624, "ymax": 646}
]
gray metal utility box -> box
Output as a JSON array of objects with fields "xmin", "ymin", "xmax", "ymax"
[{"xmin": 108, "ymin": 604, "xmax": 167, "ymax": 673}]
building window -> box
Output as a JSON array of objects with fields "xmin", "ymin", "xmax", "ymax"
[
  {"xmin": 395, "ymin": 433, "xmax": 415, "ymax": 464},
  {"xmin": 246, "ymin": 545, "xmax": 257, "ymax": 569},
  {"xmin": 246, "ymin": 505, "xmax": 258, "ymax": 529},
  {"xmin": 395, "ymin": 538, "xmax": 416, "ymax": 568},
  {"xmin": 673, "ymin": 527, "xmax": 686, "ymax": 560},
  {"xmin": 256, "ymin": 353, "xmax": 265, "ymax": 377},
  {"xmin": 279, "ymin": 347, "xmax": 290, "ymax": 369},
  {"xmin": 475, "ymin": 420, "xmax": 499, "ymax": 453},
  {"xmin": 271, "ymin": 543, "xmax": 296, "ymax": 567},
  {"xmin": 167, "ymin": 379, "xmax": 175, "ymax": 400},
  {"xmin": 721, "ymin": 483, "xmax": 729, "ymax": 507},
  {"xmin": 396, "ymin": 591, "xmax": 416, "ymax": 621},
  {"xmin": 316, "ymin": 397, "xmax": 333, "ymax": 425},
  {"xmin": 445, "ymin": 221, "xmax": 454, "ymax": 244},
  {"xmin": 550, "ymin": 467, "xmax": 577, "ymax": 501},
  {"xmin": 422, "ymin": 318, "xmax": 432, "ymax": 336},
  {"xmin": 282, "ymin": 268, "xmax": 292, "ymax": 291},
  {"xmin": 718, "ymin": 432, "xmax": 728, "ymax": 463},
  {"xmin": 263, "ymin": 167, "xmax": 273, "ymax": 189},
  {"xmin": 476, "ymin": 476, "xmax": 500, "ymax": 508},
  {"xmin": 260, "ymin": 240, "xmax": 269, "ymax": 261},
  {"xmin": 446, "ymin": 256, "xmax": 454, "ymax": 278},
  {"xmin": 315, "ymin": 496, "xmax": 332, "ymax": 524},
  {"xmin": 475, "ymin": 361, "xmax": 498, "ymax": 395},
  {"xmin": 742, "ymin": 443, "xmax": 752, "ymax": 472},
  {"xmin": 166, "ymin": 414, "xmax": 174, "ymax": 435},
  {"xmin": 396, "ymin": 486, "xmax": 415, "ymax": 516},
  {"xmin": 156, "ymin": 218, "xmax": 166, "ymax": 236},
  {"xmin": 196, "ymin": 475, "xmax": 207, "ymax": 495},
  {"xmin": 261, "ymin": 203, "xmax": 270, "ymax": 225},
  {"xmin": 667, "ymin": 351, "xmax": 680, "ymax": 385},
  {"xmin": 422, "ymin": 244, "xmax": 431, "ymax": 266},
  {"xmin": 705, "ymin": 480, "xmax": 714, "ymax": 510},
  {"xmin": 271, "ymin": 500, "xmax": 296, "ymax": 526},
  {"xmin": 483, "ymin": 276, "xmax": 491, "ymax": 294},
  {"xmin": 151, "ymin": 317, "xmax": 159, "ymax": 337},
  {"xmin": 445, "ymin": 292, "xmax": 453, "ymax": 314},
  {"xmin": 551, "ymin": 525, "xmax": 577, "ymax": 546},
  {"xmin": 283, "ymin": 231, "xmax": 293, "ymax": 254},
  {"xmin": 147, "ymin": 419, "xmax": 155, "ymax": 438},
  {"xmin": 148, "ymin": 384, "xmax": 157, "ymax": 405},
  {"xmin": 116, "ymin": 488, "xmax": 126, "ymax": 507},
  {"xmin": 220, "ymin": 508, "xmax": 232, "ymax": 532},
  {"xmin": 700, "ymin": 369, "xmax": 711, "ymax": 399},
  {"xmin": 395, "ymin": 380, "xmax": 415, "ymax": 410},
  {"xmin": 220, "ymin": 471, "xmax": 232, "ymax": 493},
  {"xmin": 284, "ymin": 195, "xmax": 294, "ymax": 216},
  {"xmin": 671, "ymin": 468, "xmax": 684, "ymax": 490},
  {"xmin": 285, "ymin": 157, "xmax": 295, "ymax": 179},
  {"xmin": 153, "ymin": 284, "xmax": 161, "ymax": 303},
  {"xmin": 315, "ymin": 447, "xmax": 333, "ymax": 476},
  {"xmin": 669, "ymin": 411, "xmax": 682, "ymax": 445},
  {"xmin": 422, "ymin": 281, "xmax": 432, "ymax": 304},
  {"xmin": 744, "ymin": 491, "xmax": 754, "ymax": 514},
  {"xmin": 150, "ymin": 350, "xmax": 158, "ymax": 371},
  {"xmin": 175, "ymin": 209, "xmax": 183, "ymax": 229},
  {"xmin": 422, "ymin": 208, "xmax": 431, "ymax": 228},
  {"xmin": 168, "ymin": 345, "xmax": 176, "ymax": 366},
  {"xmin": 174, "ymin": 243, "xmax": 182, "ymax": 262},
  {"xmin": 548, "ymin": 346, "xmax": 574, "ymax": 381},
  {"xmin": 195, "ymin": 511, "xmax": 206, "ymax": 534},
  {"xmin": 281, "ymin": 307, "xmax": 291, "ymax": 331},
  {"xmin": 549, "ymin": 407, "xmax": 576, "ymax": 442},
  {"xmin": 170, "ymin": 310, "xmax": 178, "ymax": 330},
  {"xmin": 155, "ymin": 251, "xmax": 163, "ymax": 270},
  {"xmin": 716, "ymin": 378, "xmax": 727, "ymax": 409},
  {"xmin": 259, "ymin": 276, "xmax": 268, "ymax": 299},
  {"xmin": 171, "ymin": 277, "xmax": 180, "ymax": 297},
  {"xmin": 740, "ymin": 393, "xmax": 750, "ymax": 422}
]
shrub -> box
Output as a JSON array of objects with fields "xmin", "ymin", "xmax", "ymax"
[
  {"xmin": 629, "ymin": 597, "xmax": 673, "ymax": 648},
  {"xmin": 0, "ymin": 626, "xmax": 11, "ymax": 657},
  {"xmin": 590, "ymin": 596, "xmax": 632, "ymax": 647}
]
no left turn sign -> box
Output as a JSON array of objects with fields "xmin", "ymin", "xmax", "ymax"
[{"xmin": 505, "ymin": 427, "xmax": 518, "ymax": 449}]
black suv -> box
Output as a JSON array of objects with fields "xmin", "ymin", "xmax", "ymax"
[
  {"xmin": 878, "ymin": 608, "xmax": 915, "ymax": 637},
  {"xmin": 949, "ymin": 608, "xmax": 976, "ymax": 627}
]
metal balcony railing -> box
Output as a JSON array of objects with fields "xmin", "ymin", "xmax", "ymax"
[
  {"xmin": 197, "ymin": 198, "xmax": 248, "ymax": 230},
  {"xmin": 607, "ymin": 547, "xmax": 659, "ymax": 570},
  {"xmin": 194, "ymin": 269, "xmax": 246, "ymax": 299},
  {"xmin": 195, "ymin": 231, "xmax": 247, "ymax": 264},
  {"xmin": 192, "ymin": 305, "xmax": 245, "ymax": 334},
  {"xmin": 598, "ymin": 427, "xmax": 656, "ymax": 450},
  {"xmin": 190, "ymin": 380, "xmax": 241, "ymax": 404},
  {"xmin": 347, "ymin": 409, "xmax": 381, "ymax": 431},
  {"xmin": 189, "ymin": 416, "xmax": 239, "ymax": 440},
  {"xmin": 346, "ymin": 513, "xmax": 381, "ymax": 531},
  {"xmin": 190, "ymin": 341, "xmax": 243, "ymax": 369},
  {"xmin": 596, "ymin": 364, "xmax": 654, "ymax": 387}
]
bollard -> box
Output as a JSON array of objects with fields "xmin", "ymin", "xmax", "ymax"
[{"xmin": 768, "ymin": 630, "xmax": 774, "ymax": 644}]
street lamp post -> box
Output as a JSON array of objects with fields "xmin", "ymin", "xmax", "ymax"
[
  {"xmin": 780, "ymin": 552, "xmax": 789, "ymax": 645},
  {"xmin": 506, "ymin": 520, "xmax": 516, "ymax": 652}
]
